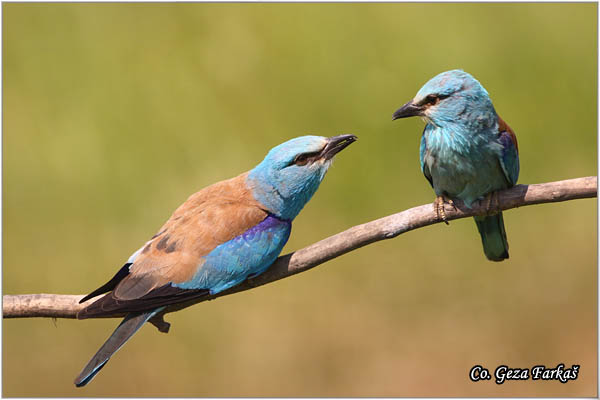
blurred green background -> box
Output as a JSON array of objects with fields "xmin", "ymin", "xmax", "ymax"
[{"xmin": 3, "ymin": 3, "xmax": 597, "ymax": 397}]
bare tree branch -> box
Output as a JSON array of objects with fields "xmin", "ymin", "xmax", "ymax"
[{"xmin": 3, "ymin": 176, "xmax": 596, "ymax": 324}]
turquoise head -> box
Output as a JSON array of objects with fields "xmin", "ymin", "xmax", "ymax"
[
  {"xmin": 393, "ymin": 69, "xmax": 497, "ymax": 130},
  {"xmin": 247, "ymin": 134, "xmax": 357, "ymax": 220}
]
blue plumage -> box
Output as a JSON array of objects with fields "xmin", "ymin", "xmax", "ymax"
[
  {"xmin": 248, "ymin": 135, "xmax": 336, "ymax": 220},
  {"xmin": 75, "ymin": 134, "xmax": 356, "ymax": 386},
  {"xmin": 394, "ymin": 70, "xmax": 519, "ymax": 261},
  {"xmin": 174, "ymin": 215, "xmax": 292, "ymax": 294}
]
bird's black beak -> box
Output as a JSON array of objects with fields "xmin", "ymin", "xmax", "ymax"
[
  {"xmin": 392, "ymin": 101, "xmax": 422, "ymax": 120},
  {"xmin": 321, "ymin": 134, "xmax": 357, "ymax": 160}
]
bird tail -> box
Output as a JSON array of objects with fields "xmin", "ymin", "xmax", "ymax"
[
  {"xmin": 74, "ymin": 308, "xmax": 163, "ymax": 387},
  {"xmin": 474, "ymin": 213, "xmax": 509, "ymax": 262}
]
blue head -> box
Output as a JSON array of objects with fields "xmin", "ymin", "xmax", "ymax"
[
  {"xmin": 393, "ymin": 70, "xmax": 497, "ymax": 130},
  {"xmin": 247, "ymin": 134, "xmax": 357, "ymax": 220}
]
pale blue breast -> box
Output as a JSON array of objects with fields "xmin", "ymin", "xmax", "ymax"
[
  {"xmin": 174, "ymin": 215, "xmax": 292, "ymax": 294},
  {"xmin": 421, "ymin": 124, "xmax": 508, "ymax": 207}
]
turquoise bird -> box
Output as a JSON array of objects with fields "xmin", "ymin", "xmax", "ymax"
[
  {"xmin": 392, "ymin": 70, "xmax": 519, "ymax": 261},
  {"xmin": 74, "ymin": 134, "xmax": 357, "ymax": 386}
]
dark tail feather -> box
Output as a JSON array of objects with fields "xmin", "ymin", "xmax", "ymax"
[
  {"xmin": 79, "ymin": 263, "xmax": 131, "ymax": 304},
  {"xmin": 474, "ymin": 213, "xmax": 509, "ymax": 262},
  {"xmin": 74, "ymin": 308, "xmax": 162, "ymax": 387}
]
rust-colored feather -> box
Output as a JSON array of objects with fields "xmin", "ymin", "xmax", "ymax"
[
  {"xmin": 79, "ymin": 172, "xmax": 269, "ymax": 317},
  {"xmin": 497, "ymin": 115, "xmax": 518, "ymax": 153}
]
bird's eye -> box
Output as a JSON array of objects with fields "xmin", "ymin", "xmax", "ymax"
[
  {"xmin": 423, "ymin": 94, "xmax": 449, "ymax": 106},
  {"xmin": 289, "ymin": 151, "xmax": 320, "ymax": 167},
  {"xmin": 424, "ymin": 94, "xmax": 440, "ymax": 105},
  {"xmin": 293, "ymin": 153, "xmax": 311, "ymax": 166}
]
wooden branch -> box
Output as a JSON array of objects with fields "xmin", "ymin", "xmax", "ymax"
[{"xmin": 4, "ymin": 176, "xmax": 596, "ymax": 323}]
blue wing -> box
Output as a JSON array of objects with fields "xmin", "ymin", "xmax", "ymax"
[{"xmin": 174, "ymin": 215, "xmax": 292, "ymax": 294}]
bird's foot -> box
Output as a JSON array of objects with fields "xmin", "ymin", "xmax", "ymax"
[
  {"xmin": 149, "ymin": 314, "xmax": 171, "ymax": 333},
  {"xmin": 434, "ymin": 195, "xmax": 455, "ymax": 225},
  {"xmin": 482, "ymin": 191, "xmax": 501, "ymax": 215}
]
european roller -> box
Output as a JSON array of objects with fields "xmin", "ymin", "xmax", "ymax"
[
  {"xmin": 74, "ymin": 134, "xmax": 357, "ymax": 387},
  {"xmin": 392, "ymin": 70, "xmax": 519, "ymax": 261}
]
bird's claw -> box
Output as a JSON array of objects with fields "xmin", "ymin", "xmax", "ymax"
[
  {"xmin": 149, "ymin": 314, "xmax": 171, "ymax": 333},
  {"xmin": 482, "ymin": 191, "xmax": 500, "ymax": 215},
  {"xmin": 434, "ymin": 195, "xmax": 455, "ymax": 225}
]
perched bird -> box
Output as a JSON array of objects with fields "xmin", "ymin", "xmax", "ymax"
[
  {"xmin": 392, "ymin": 70, "xmax": 519, "ymax": 261},
  {"xmin": 74, "ymin": 134, "xmax": 357, "ymax": 387}
]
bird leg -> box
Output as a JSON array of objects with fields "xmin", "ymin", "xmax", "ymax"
[
  {"xmin": 482, "ymin": 191, "xmax": 500, "ymax": 215},
  {"xmin": 434, "ymin": 195, "xmax": 455, "ymax": 225},
  {"xmin": 149, "ymin": 313, "xmax": 171, "ymax": 334}
]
